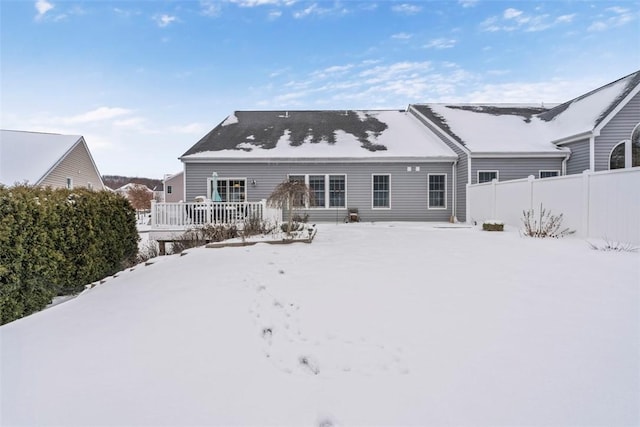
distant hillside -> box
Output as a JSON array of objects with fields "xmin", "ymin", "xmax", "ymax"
[{"xmin": 102, "ymin": 175, "xmax": 163, "ymax": 191}]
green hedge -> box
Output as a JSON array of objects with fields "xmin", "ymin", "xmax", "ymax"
[{"xmin": 0, "ymin": 185, "xmax": 139, "ymax": 325}]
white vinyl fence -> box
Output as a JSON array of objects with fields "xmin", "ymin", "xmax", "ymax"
[{"xmin": 467, "ymin": 168, "xmax": 640, "ymax": 244}]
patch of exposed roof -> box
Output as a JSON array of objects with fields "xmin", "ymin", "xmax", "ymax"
[
  {"xmin": 0, "ymin": 130, "xmax": 83, "ymax": 185},
  {"xmin": 181, "ymin": 110, "xmax": 457, "ymax": 160}
]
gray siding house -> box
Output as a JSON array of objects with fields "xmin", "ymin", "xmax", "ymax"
[
  {"xmin": 410, "ymin": 70, "xmax": 639, "ymax": 220},
  {"xmin": 180, "ymin": 110, "xmax": 458, "ymax": 223},
  {"xmin": 179, "ymin": 70, "xmax": 639, "ymax": 223},
  {"xmin": 0, "ymin": 130, "xmax": 105, "ymax": 190}
]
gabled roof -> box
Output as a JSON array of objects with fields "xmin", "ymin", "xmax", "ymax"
[
  {"xmin": 411, "ymin": 104, "xmax": 555, "ymax": 153},
  {"xmin": 0, "ymin": 130, "xmax": 86, "ymax": 185},
  {"xmin": 411, "ymin": 70, "xmax": 640, "ymax": 153},
  {"xmin": 181, "ymin": 110, "xmax": 457, "ymax": 161}
]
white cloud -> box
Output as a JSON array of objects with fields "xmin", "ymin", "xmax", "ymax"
[
  {"xmin": 424, "ymin": 38, "xmax": 457, "ymax": 49},
  {"xmin": 503, "ymin": 8, "xmax": 523, "ymax": 20},
  {"xmin": 114, "ymin": 7, "xmax": 141, "ymax": 18},
  {"xmin": 34, "ymin": 0, "xmax": 54, "ymax": 20},
  {"xmin": 555, "ymin": 14, "xmax": 575, "ymax": 24},
  {"xmin": 293, "ymin": 3, "xmax": 318, "ymax": 18},
  {"xmin": 391, "ymin": 4, "xmax": 422, "ymax": 15},
  {"xmin": 169, "ymin": 123, "xmax": 209, "ymax": 134},
  {"xmin": 61, "ymin": 107, "xmax": 133, "ymax": 125},
  {"xmin": 391, "ymin": 32, "xmax": 412, "ymax": 40},
  {"xmin": 458, "ymin": 0, "xmax": 478, "ymax": 8},
  {"xmin": 268, "ymin": 10, "xmax": 282, "ymax": 20},
  {"xmin": 481, "ymin": 8, "xmax": 570, "ymax": 32},
  {"xmin": 230, "ymin": 0, "xmax": 285, "ymax": 6},
  {"xmin": 154, "ymin": 14, "xmax": 177, "ymax": 28},
  {"xmin": 200, "ymin": 1, "xmax": 221, "ymax": 17},
  {"xmin": 588, "ymin": 7, "xmax": 635, "ymax": 32},
  {"xmin": 292, "ymin": 3, "xmax": 343, "ymax": 18}
]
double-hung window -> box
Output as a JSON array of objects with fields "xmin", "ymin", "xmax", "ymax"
[
  {"xmin": 308, "ymin": 175, "xmax": 326, "ymax": 207},
  {"xmin": 428, "ymin": 174, "xmax": 446, "ymax": 209},
  {"xmin": 477, "ymin": 170, "xmax": 498, "ymax": 183},
  {"xmin": 372, "ymin": 174, "xmax": 390, "ymax": 208},
  {"xmin": 329, "ymin": 175, "xmax": 346, "ymax": 208}
]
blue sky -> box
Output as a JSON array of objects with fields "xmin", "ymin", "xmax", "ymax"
[{"xmin": 1, "ymin": 0, "xmax": 639, "ymax": 178}]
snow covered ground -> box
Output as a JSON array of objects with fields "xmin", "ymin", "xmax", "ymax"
[{"xmin": 1, "ymin": 223, "xmax": 638, "ymax": 426}]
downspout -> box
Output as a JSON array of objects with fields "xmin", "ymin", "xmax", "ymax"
[
  {"xmin": 561, "ymin": 148, "xmax": 571, "ymax": 176},
  {"xmin": 589, "ymin": 135, "xmax": 596, "ymax": 172},
  {"xmin": 451, "ymin": 159, "xmax": 457, "ymax": 222}
]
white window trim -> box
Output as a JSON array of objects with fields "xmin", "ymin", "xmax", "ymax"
[
  {"xmin": 539, "ymin": 170, "xmax": 560, "ymax": 178},
  {"xmin": 371, "ymin": 174, "xmax": 391, "ymax": 210},
  {"xmin": 608, "ymin": 140, "xmax": 628, "ymax": 170},
  {"xmin": 207, "ymin": 177, "xmax": 247, "ymax": 202},
  {"xmin": 66, "ymin": 177, "xmax": 73, "ymax": 189},
  {"xmin": 427, "ymin": 173, "xmax": 447, "ymax": 210},
  {"xmin": 286, "ymin": 173, "xmax": 348, "ymax": 209},
  {"xmin": 477, "ymin": 170, "xmax": 499, "ymax": 184}
]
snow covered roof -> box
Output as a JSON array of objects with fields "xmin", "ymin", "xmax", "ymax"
[
  {"xmin": 181, "ymin": 110, "xmax": 457, "ymax": 161},
  {"xmin": 0, "ymin": 130, "xmax": 84, "ymax": 186},
  {"xmin": 411, "ymin": 70, "xmax": 640, "ymax": 153}
]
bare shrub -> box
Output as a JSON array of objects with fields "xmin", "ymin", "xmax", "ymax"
[
  {"xmin": 242, "ymin": 215, "xmax": 274, "ymax": 238},
  {"xmin": 588, "ymin": 238, "xmax": 638, "ymax": 252},
  {"xmin": 137, "ymin": 241, "xmax": 159, "ymax": 263},
  {"xmin": 267, "ymin": 180, "xmax": 314, "ymax": 235},
  {"xmin": 522, "ymin": 204, "xmax": 574, "ymax": 238}
]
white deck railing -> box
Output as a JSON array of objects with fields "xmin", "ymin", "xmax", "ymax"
[{"xmin": 150, "ymin": 200, "xmax": 280, "ymax": 229}]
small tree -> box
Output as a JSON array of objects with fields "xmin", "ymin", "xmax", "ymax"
[
  {"xmin": 127, "ymin": 184, "xmax": 153, "ymax": 213},
  {"xmin": 267, "ymin": 180, "xmax": 314, "ymax": 234}
]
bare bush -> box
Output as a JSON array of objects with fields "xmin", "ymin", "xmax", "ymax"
[
  {"xmin": 588, "ymin": 238, "xmax": 638, "ymax": 252},
  {"xmin": 267, "ymin": 180, "xmax": 314, "ymax": 234},
  {"xmin": 137, "ymin": 241, "xmax": 159, "ymax": 263},
  {"xmin": 522, "ymin": 204, "xmax": 574, "ymax": 238}
]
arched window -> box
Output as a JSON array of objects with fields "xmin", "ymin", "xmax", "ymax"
[{"xmin": 609, "ymin": 123, "xmax": 640, "ymax": 169}]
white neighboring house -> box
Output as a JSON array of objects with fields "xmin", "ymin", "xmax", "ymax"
[
  {"xmin": 0, "ymin": 130, "xmax": 105, "ymax": 190},
  {"xmin": 163, "ymin": 171, "xmax": 184, "ymax": 202},
  {"xmin": 115, "ymin": 182, "xmax": 154, "ymax": 200}
]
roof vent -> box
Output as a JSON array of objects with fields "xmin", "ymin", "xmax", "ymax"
[{"xmin": 278, "ymin": 111, "xmax": 289, "ymax": 118}]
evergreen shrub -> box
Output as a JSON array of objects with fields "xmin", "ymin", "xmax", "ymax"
[{"xmin": 0, "ymin": 185, "xmax": 138, "ymax": 324}]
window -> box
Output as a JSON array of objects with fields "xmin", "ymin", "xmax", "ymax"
[
  {"xmin": 428, "ymin": 174, "xmax": 446, "ymax": 209},
  {"xmin": 539, "ymin": 170, "xmax": 560, "ymax": 178},
  {"xmin": 610, "ymin": 124, "xmax": 640, "ymax": 169},
  {"xmin": 287, "ymin": 174, "xmax": 347, "ymax": 208},
  {"xmin": 87, "ymin": 182, "xmax": 93, "ymax": 190},
  {"xmin": 329, "ymin": 175, "xmax": 346, "ymax": 208},
  {"xmin": 167, "ymin": 185, "xmax": 173, "ymax": 194},
  {"xmin": 308, "ymin": 175, "xmax": 325, "ymax": 207},
  {"xmin": 477, "ymin": 170, "xmax": 498, "ymax": 183},
  {"xmin": 372, "ymin": 174, "xmax": 390, "ymax": 208},
  {"xmin": 66, "ymin": 177, "xmax": 73, "ymax": 189},
  {"xmin": 209, "ymin": 178, "xmax": 246, "ymax": 202}
]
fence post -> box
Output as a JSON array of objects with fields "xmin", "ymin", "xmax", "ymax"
[
  {"xmin": 490, "ymin": 179, "xmax": 497, "ymax": 219},
  {"xmin": 150, "ymin": 200, "xmax": 157, "ymax": 228},
  {"xmin": 581, "ymin": 170, "xmax": 591, "ymax": 238},
  {"xmin": 528, "ymin": 175, "xmax": 535, "ymax": 212}
]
